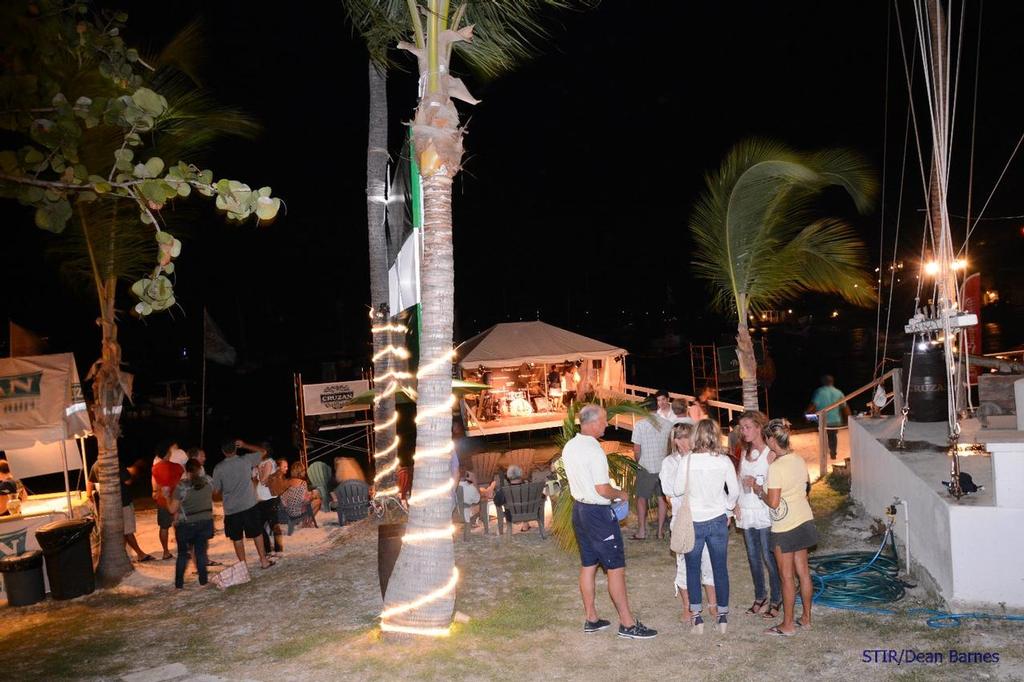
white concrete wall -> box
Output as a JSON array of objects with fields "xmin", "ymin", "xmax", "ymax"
[
  {"xmin": 989, "ymin": 441, "xmax": 1024, "ymax": 508},
  {"xmin": 851, "ymin": 419, "xmax": 1024, "ymax": 608},
  {"xmin": 948, "ymin": 505, "xmax": 1024, "ymax": 605},
  {"xmin": 850, "ymin": 419, "xmax": 954, "ymax": 598}
]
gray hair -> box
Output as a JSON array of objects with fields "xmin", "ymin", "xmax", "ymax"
[
  {"xmin": 578, "ymin": 404, "xmax": 605, "ymax": 425},
  {"xmin": 507, "ymin": 464, "xmax": 523, "ymax": 480}
]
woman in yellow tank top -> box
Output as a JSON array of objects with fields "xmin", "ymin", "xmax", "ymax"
[{"xmin": 752, "ymin": 419, "xmax": 817, "ymax": 637}]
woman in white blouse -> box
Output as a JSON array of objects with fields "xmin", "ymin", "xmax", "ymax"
[
  {"xmin": 660, "ymin": 421, "xmax": 716, "ymax": 624},
  {"xmin": 735, "ymin": 410, "xmax": 782, "ymax": 619},
  {"xmin": 663, "ymin": 419, "xmax": 739, "ymax": 634}
]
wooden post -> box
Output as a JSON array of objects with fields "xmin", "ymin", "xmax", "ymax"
[
  {"xmin": 294, "ymin": 372, "xmax": 309, "ymax": 472},
  {"xmin": 818, "ymin": 415, "xmax": 828, "ymax": 481}
]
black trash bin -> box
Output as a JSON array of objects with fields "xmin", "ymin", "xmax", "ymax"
[
  {"xmin": 0, "ymin": 550, "xmax": 45, "ymax": 606},
  {"xmin": 35, "ymin": 518, "xmax": 95, "ymax": 600}
]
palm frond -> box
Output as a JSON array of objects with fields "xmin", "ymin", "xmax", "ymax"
[
  {"xmin": 342, "ymin": 0, "xmax": 412, "ymax": 70},
  {"xmin": 689, "ymin": 138, "xmax": 877, "ymax": 317},
  {"xmin": 454, "ymin": 1, "xmax": 598, "ymax": 79}
]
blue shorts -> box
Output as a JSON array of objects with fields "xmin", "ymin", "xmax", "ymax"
[{"xmin": 572, "ymin": 502, "xmax": 625, "ymax": 570}]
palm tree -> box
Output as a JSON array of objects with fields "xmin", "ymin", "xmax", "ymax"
[
  {"xmin": 341, "ymin": 3, "xmax": 399, "ymax": 497},
  {"xmin": 343, "ymin": 0, "xmax": 595, "ymax": 635},
  {"xmin": 690, "ymin": 139, "xmax": 877, "ymax": 411},
  {"xmin": 46, "ymin": 23, "xmax": 261, "ymax": 585}
]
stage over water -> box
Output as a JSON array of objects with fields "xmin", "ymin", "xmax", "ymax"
[{"xmin": 850, "ymin": 414, "xmax": 1024, "ymax": 608}]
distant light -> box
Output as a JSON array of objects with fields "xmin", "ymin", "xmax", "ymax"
[
  {"xmin": 761, "ymin": 313, "xmax": 767, "ymax": 320},
  {"xmin": 952, "ymin": 259, "xmax": 968, "ymax": 271},
  {"xmin": 924, "ymin": 261, "xmax": 940, "ymax": 276},
  {"xmin": 787, "ymin": 309, "xmax": 793, "ymax": 314},
  {"xmin": 831, "ymin": 311, "xmax": 839, "ymax": 319},
  {"xmin": 917, "ymin": 341, "xmax": 929, "ymax": 351}
]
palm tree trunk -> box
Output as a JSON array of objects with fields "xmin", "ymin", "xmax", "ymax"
[
  {"xmin": 736, "ymin": 297, "xmax": 759, "ymax": 411},
  {"xmin": 366, "ymin": 60, "xmax": 398, "ymax": 492},
  {"xmin": 94, "ymin": 280, "xmax": 131, "ymax": 585},
  {"xmin": 381, "ymin": 172, "xmax": 456, "ymax": 631}
]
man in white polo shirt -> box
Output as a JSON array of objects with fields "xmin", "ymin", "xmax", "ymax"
[{"xmin": 562, "ymin": 404, "xmax": 657, "ymax": 640}]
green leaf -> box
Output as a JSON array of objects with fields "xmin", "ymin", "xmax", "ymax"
[
  {"xmin": 144, "ymin": 157, "xmax": 164, "ymax": 177},
  {"xmin": 76, "ymin": 191, "xmax": 97, "ymax": 203},
  {"xmin": 114, "ymin": 148, "xmax": 134, "ymax": 171},
  {"xmin": 140, "ymin": 210, "xmax": 154, "ymax": 224},
  {"xmin": 163, "ymin": 263, "xmax": 175, "ymax": 274},
  {"xmin": 255, "ymin": 196, "xmax": 281, "ymax": 221},
  {"xmin": 175, "ymin": 182, "xmax": 191, "ymax": 198},
  {"xmin": 34, "ymin": 200, "xmax": 72, "ymax": 233},
  {"xmin": 126, "ymin": 48, "xmax": 139, "ymax": 62},
  {"xmin": 131, "ymin": 88, "xmax": 167, "ymax": 117},
  {"xmin": 23, "ymin": 147, "xmax": 44, "ymax": 164},
  {"xmin": 0, "ymin": 151, "xmax": 17, "ymax": 173},
  {"xmin": 257, "ymin": 186, "xmax": 272, "ymax": 198}
]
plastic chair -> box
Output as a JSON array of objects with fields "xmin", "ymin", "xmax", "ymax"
[
  {"xmin": 277, "ymin": 500, "xmax": 314, "ymax": 536},
  {"xmin": 504, "ymin": 448, "xmax": 536, "ymax": 478},
  {"xmin": 334, "ymin": 480, "xmax": 370, "ymax": 526},
  {"xmin": 307, "ymin": 461, "xmax": 332, "ymax": 513},
  {"xmin": 471, "ymin": 453, "xmax": 502, "ymax": 488},
  {"xmin": 494, "ymin": 481, "xmax": 546, "ymax": 538}
]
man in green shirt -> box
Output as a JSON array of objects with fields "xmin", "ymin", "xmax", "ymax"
[{"xmin": 807, "ymin": 375, "xmax": 850, "ymax": 460}]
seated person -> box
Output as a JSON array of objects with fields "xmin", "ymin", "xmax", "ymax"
[
  {"xmin": 279, "ymin": 462, "xmax": 320, "ymax": 528},
  {"xmin": 457, "ymin": 472, "xmax": 482, "ymax": 524},
  {"xmin": 493, "ymin": 465, "xmax": 532, "ymax": 531},
  {"xmin": 0, "ymin": 460, "xmax": 27, "ymax": 516}
]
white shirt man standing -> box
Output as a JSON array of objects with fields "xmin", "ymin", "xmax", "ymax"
[
  {"xmin": 562, "ymin": 404, "xmax": 657, "ymax": 640},
  {"xmin": 630, "ymin": 412, "xmax": 671, "ymax": 540},
  {"xmin": 654, "ymin": 390, "xmax": 675, "ymax": 421}
]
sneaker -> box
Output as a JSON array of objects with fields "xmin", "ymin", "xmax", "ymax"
[
  {"xmin": 691, "ymin": 613, "xmax": 704, "ymax": 635},
  {"xmin": 617, "ymin": 620, "xmax": 658, "ymax": 639},
  {"xmin": 583, "ymin": 618, "xmax": 611, "ymax": 633},
  {"xmin": 717, "ymin": 613, "xmax": 728, "ymax": 634}
]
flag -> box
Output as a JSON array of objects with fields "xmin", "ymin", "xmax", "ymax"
[
  {"xmin": 386, "ymin": 133, "xmax": 423, "ymax": 316},
  {"xmin": 204, "ymin": 308, "xmax": 237, "ymax": 366},
  {"xmin": 8, "ymin": 320, "xmax": 46, "ymax": 357}
]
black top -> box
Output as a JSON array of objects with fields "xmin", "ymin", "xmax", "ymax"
[{"xmin": 88, "ymin": 462, "xmax": 132, "ymax": 506}]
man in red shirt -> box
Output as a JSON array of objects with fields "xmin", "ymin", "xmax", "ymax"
[{"xmin": 152, "ymin": 441, "xmax": 185, "ymax": 560}]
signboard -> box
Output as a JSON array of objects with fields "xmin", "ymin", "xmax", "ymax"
[
  {"xmin": 962, "ymin": 273, "xmax": 982, "ymax": 385},
  {"xmin": 4, "ymin": 439, "xmax": 82, "ymax": 479},
  {"xmin": 302, "ymin": 380, "xmax": 370, "ymax": 416}
]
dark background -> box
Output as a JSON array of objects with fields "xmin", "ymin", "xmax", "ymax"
[{"xmin": 3, "ymin": 1, "xmax": 1024, "ymax": 481}]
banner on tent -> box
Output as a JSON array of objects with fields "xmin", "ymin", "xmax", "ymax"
[
  {"xmin": 302, "ymin": 381, "xmax": 370, "ymax": 416},
  {"xmin": 0, "ymin": 353, "xmax": 91, "ymax": 449}
]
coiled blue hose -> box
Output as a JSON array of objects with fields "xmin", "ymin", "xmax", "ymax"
[{"xmin": 806, "ymin": 524, "xmax": 1024, "ymax": 628}]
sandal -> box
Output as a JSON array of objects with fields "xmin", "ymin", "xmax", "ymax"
[
  {"xmin": 765, "ymin": 625, "xmax": 795, "ymax": 637},
  {"xmin": 746, "ymin": 598, "xmax": 768, "ymax": 615},
  {"xmin": 260, "ymin": 559, "xmax": 277, "ymax": 570},
  {"xmin": 762, "ymin": 602, "xmax": 782, "ymax": 619},
  {"xmin": 137, "ymin": 554, "xmax": 156, "ymax": 563},
  {"xmin": 630, "ymin": 535, "xmax": 647, "ymax": 541}
]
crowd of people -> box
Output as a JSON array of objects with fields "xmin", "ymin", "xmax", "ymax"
[
  {"xmin": 562, "ymin": 393, "xmax": 819, "ymax": 640},
  {"xmin": 87, "ymin": 436, "xmax": 332, "ymax": 589}
]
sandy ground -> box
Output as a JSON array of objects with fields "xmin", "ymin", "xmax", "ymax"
[{"xmin": 3, "ymin": 430, "xmax": 1022, "ymax": 681}]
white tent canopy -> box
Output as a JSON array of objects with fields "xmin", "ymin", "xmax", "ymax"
[
  {"xmin": 456, "ymin": 321, "xmax": 627, "ymax": 368},
  {"xmin": 0, "ymin": 353, "xmax": 92, "ymax": 473}
]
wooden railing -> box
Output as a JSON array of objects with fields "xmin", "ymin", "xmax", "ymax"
[
  {"xmin": 602, "ymin": 383, "xmax": 744, "ymax": 430},
  {"xmin": 815, "ymin": 368, "xmax": 903, "ymax": 478}
]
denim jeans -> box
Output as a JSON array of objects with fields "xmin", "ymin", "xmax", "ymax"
[
  {"xmin": 685, "ymin": 514, "xmax": 730, "ymax": 614},
  {"xmin": 743, "ymin": 526, "xmax": 781, "ymax": 603},
  {"xmin": 827, "ymin": 429, "xmax": 838, "ymax": 457},
  {"xmin": 174, "ymin": 519, "xmax": 213, "ymax": 588}
]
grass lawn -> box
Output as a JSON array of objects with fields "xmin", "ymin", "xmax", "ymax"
[{"xmin": 3, "ymin": 475, "xmax": 1022, "ymax": 681}]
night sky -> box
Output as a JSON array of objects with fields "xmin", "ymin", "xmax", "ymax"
[{"xmin": 3, "ymin": 1, "xmax": 1024, "ymax": 450}]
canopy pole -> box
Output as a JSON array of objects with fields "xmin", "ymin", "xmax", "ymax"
[{"xmin": 59, "ymin": 438, "xmax": 72, "ymax": 517}]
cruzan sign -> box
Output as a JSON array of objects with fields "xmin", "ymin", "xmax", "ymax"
[{"xmin": 302, "ymin": 380, "xmax": 369, "ymax": 416}]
